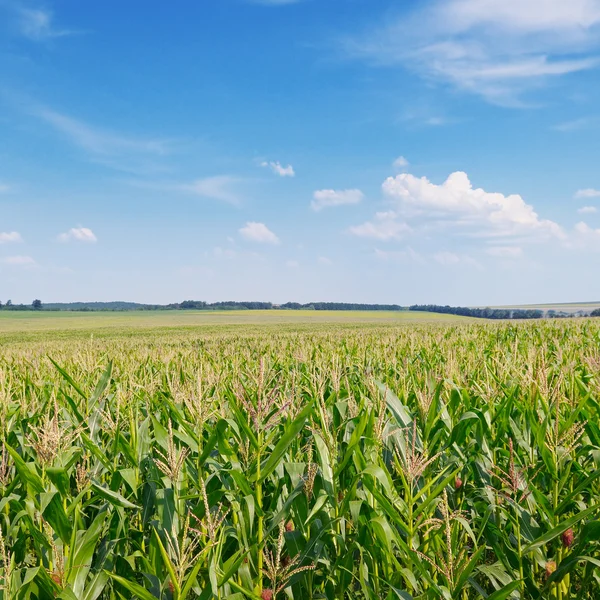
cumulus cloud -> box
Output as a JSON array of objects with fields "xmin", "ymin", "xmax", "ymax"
[
  {"xmin": 349, "ymin": 212, "xmax": 412, "ymax": 241},
  {"xmin": 0, "ymin": 232, "xmax": 22, "ymax": 244},
  {"xmin": 571, "ymin": 221, "xmax": 600, "ymax": 251},
  {"xmin": 239, "ymin": 222, "xmax": 280, "ymax": 244},
  {"xmin": 311, "ymin": 189, "xmax": 364, "ymax": 211},
  {"xmin": 578, "ymin": 206, "xmax": 598, "ymax": 214},
  {"xmin": 261, "ymin": 161, "xmax": 295, "ymax": 177},
  {"xmin": 346, "ymin": 0, "xmax": 600, "ymax": 104},
  {"xmin": 380, "ymin": 171, "xmax": 563, "ymax": 239},
  {"xmin": 58, "ymin": 227, "xmax": 97, "ymax": 243},
  {"xmin": 575, "ymin": 188, "xmax": 600, "ymax": 199}
]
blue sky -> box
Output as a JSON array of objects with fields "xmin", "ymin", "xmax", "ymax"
[{"xmin": 1, "ymin": 0, "xmax": 600, "ymax": 305}]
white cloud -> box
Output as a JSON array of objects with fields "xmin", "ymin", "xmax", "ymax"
[
  {"xmin": 311, "ymin": 189, "xmax": 364, "ymax": 211},
  {"xmin": 1, "ymin": 255, "xmax": 36, "ymax": 266},
  {"xmin": 17, "ymin": 7, "xmax": 73, "ymax": 40},
  {"xmin": 575, "ymin": 188, "xmax": 600, "ymax": 199},
  {"xmin": 434, "ymin": 251, "xmax": 482, "ymax": 269},
  {"xmin": 349, "ymin": 211, "xmax": 412, "ymax": 241},
  {"xmin": 426, "ymin": 117, "xmax": 446, "ymax": 126},
  {"xmin": 346, "ymin": 0, "xmax": 600, "ymax": 104},
  {"xmin": 58, "ymin": 227, "xmax": 97, "ymax": 243},
  {"xmin": 213, "ymin": 246, "xmax": 237, "ymax": 259},
  {"xmin": 572, "ymin": 221, "xmax": 600, "ymax": 250},
  {"xmin": 393, "ymin": 156, "xmax": 409, "ymax": 171},
  {"xmin": 0, "ymin": 183, "xmax": 9, "ymax": 193},
  {"xmin": 318, "ymin": 256, "xmax": 333, "ymax": 265},
  {"xmin": 374, "ymin": 247, "xmax": 423, "ymax": 262},
  {"xmin": 486, "ymin": 245, "xmax": 523, "ymax": 258},
  {"xmin": 553, "ymin": 118, "xmax": 595, "ymax": 132},
  {"xmin": 30, "ymin": 105, "xmax": 170, "ymax": 158},
  {"xmin": 0, "ymin": 232, "xmax": 22, "ymax": 244},
  {"xmin": 239, "ymin": 222, "xmax": 280, "ymax": 244},
  {"xmin": 182, "ymin": 176, "xmax": 242, "ymax": 205},
  {"xmin": 261, "ymin": 161, "xmax": 295, "ymax": 177},
  {"xmin": 286, "ymin": 260, "xmax": 300, "ymax": 268},
  {"xmin": 578, "ymin": 206, "xmax": 598, "ymax": 214},
  {"xmin": 381, "ymin": 171, "xmax": 563, "ymax": 239}
]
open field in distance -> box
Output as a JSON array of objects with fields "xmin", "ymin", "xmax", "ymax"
[
  {"xmin": 492, "ymin": 302, "xmax": 600, "ymax": 314},
  {"xmin": 0, "ymin": 309, "xmax": 470, "ymax": 341}
]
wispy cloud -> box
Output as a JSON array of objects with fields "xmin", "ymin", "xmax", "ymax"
[
  {"xmin": 0, "ymin": 183, "xmax": 10, "ymax": 193},
  {"xmin": 33, "ymin": 106, "xmax": 171, "ymax": 156},
  {"xmin": 239, "ymin": 222, "xmax": 280, "ymax": 244},
  {"xmin": 0, "ymin": 231, "xmax": 22, "ymax": 244},
  {"xmin": 58, "ymin": 227, "xmax": 97, "ymax": 243},
  {"xmin": 575, "ymin": 188, "xmax": 600, "ymax": 199},
  {"xmin": 17, "ymin": 7, "xmax": 75, "ymax": 41},
  {"xmin": 553, "ymin": 117, "xmax": 596, "ymax": 132},
  {"xmin": 311, "ymin": 188, "xmax": 364, "ymax": 211},
  {"xmin": 345, "ymin": 0, "xmax": 600, "ymax": 105},
  {"xmin": 349, "ymin": 212, "xmax": 412, "ymax": 241},
  {"xmin": 374, "ymin": 247, "xmax": 423, "ymax": 263},
  {"xmin": 128, "ymin": 176, "xmax": 245, "ymax": 205},
  {"xmin": 1, "ymin": 255, "xmax": 36, "ymax": 266},
  {"xmin": 261, "ymin": 160, "xmax": 295, "ymax": 177},
  {"xmin": 578, "ymin": 206, "xmax": 598, "ymax": 214},
  {"xmin": 181, "ymin": 176, "xmax": 243, "ymax": 205},
  {"xmin": 434, "ymin": 251, "xmax": 482, "ymax": 269},
  {"xmin": 392, "ymin": 156, "xmax": 409, "ymax": 172}
]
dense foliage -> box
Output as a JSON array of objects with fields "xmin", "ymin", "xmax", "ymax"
[
  {"xmin": 410, "ymin": 304, "xmax": 544, "ymax": 320},
  {"xmin": 1, "ymin": 321, "xmax": 600, "ymax": 599},
  {"xmin": 14, "ymin": 301, "xmax": 404, "ymax": 312},
  {"xmin": 280, "ymin": 303, "xmax": 403, "ymax": 311}
]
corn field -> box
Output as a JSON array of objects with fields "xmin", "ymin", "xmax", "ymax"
[{"xmin": 2, "ymin": 320, "xmax": 600, "ymax": 599}]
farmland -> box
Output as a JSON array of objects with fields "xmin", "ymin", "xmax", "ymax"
[
  {"xmin": 1, "ymin": 317, "xmax": 600, "ymax": 599},
  {"xmin": 0, "ymin": 310, "xmax": 466, "ymax": 335}
]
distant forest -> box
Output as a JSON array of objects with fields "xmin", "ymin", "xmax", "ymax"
[
  {"xmin": 0, "ymin": 300, "xmax": 405, "ymax": 312},
  {"xmin": 1, "ymin": 299, "xmax": 599, "ymax": 320},
  {"xmin": 409, "ymin": 304, "xmax": 545, "ymax": 319}
]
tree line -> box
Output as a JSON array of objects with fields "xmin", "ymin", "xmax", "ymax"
[
  {"xmin": 409, "ymin": 304, "xmax": 545, "ymax": 319},
  {"xmin": 2, "ymin": 299, "xmax": 600, "ymax": 319},
  {"xmin": 0, "ymin": 299, "xmax": 42, "ymax": 310}
]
